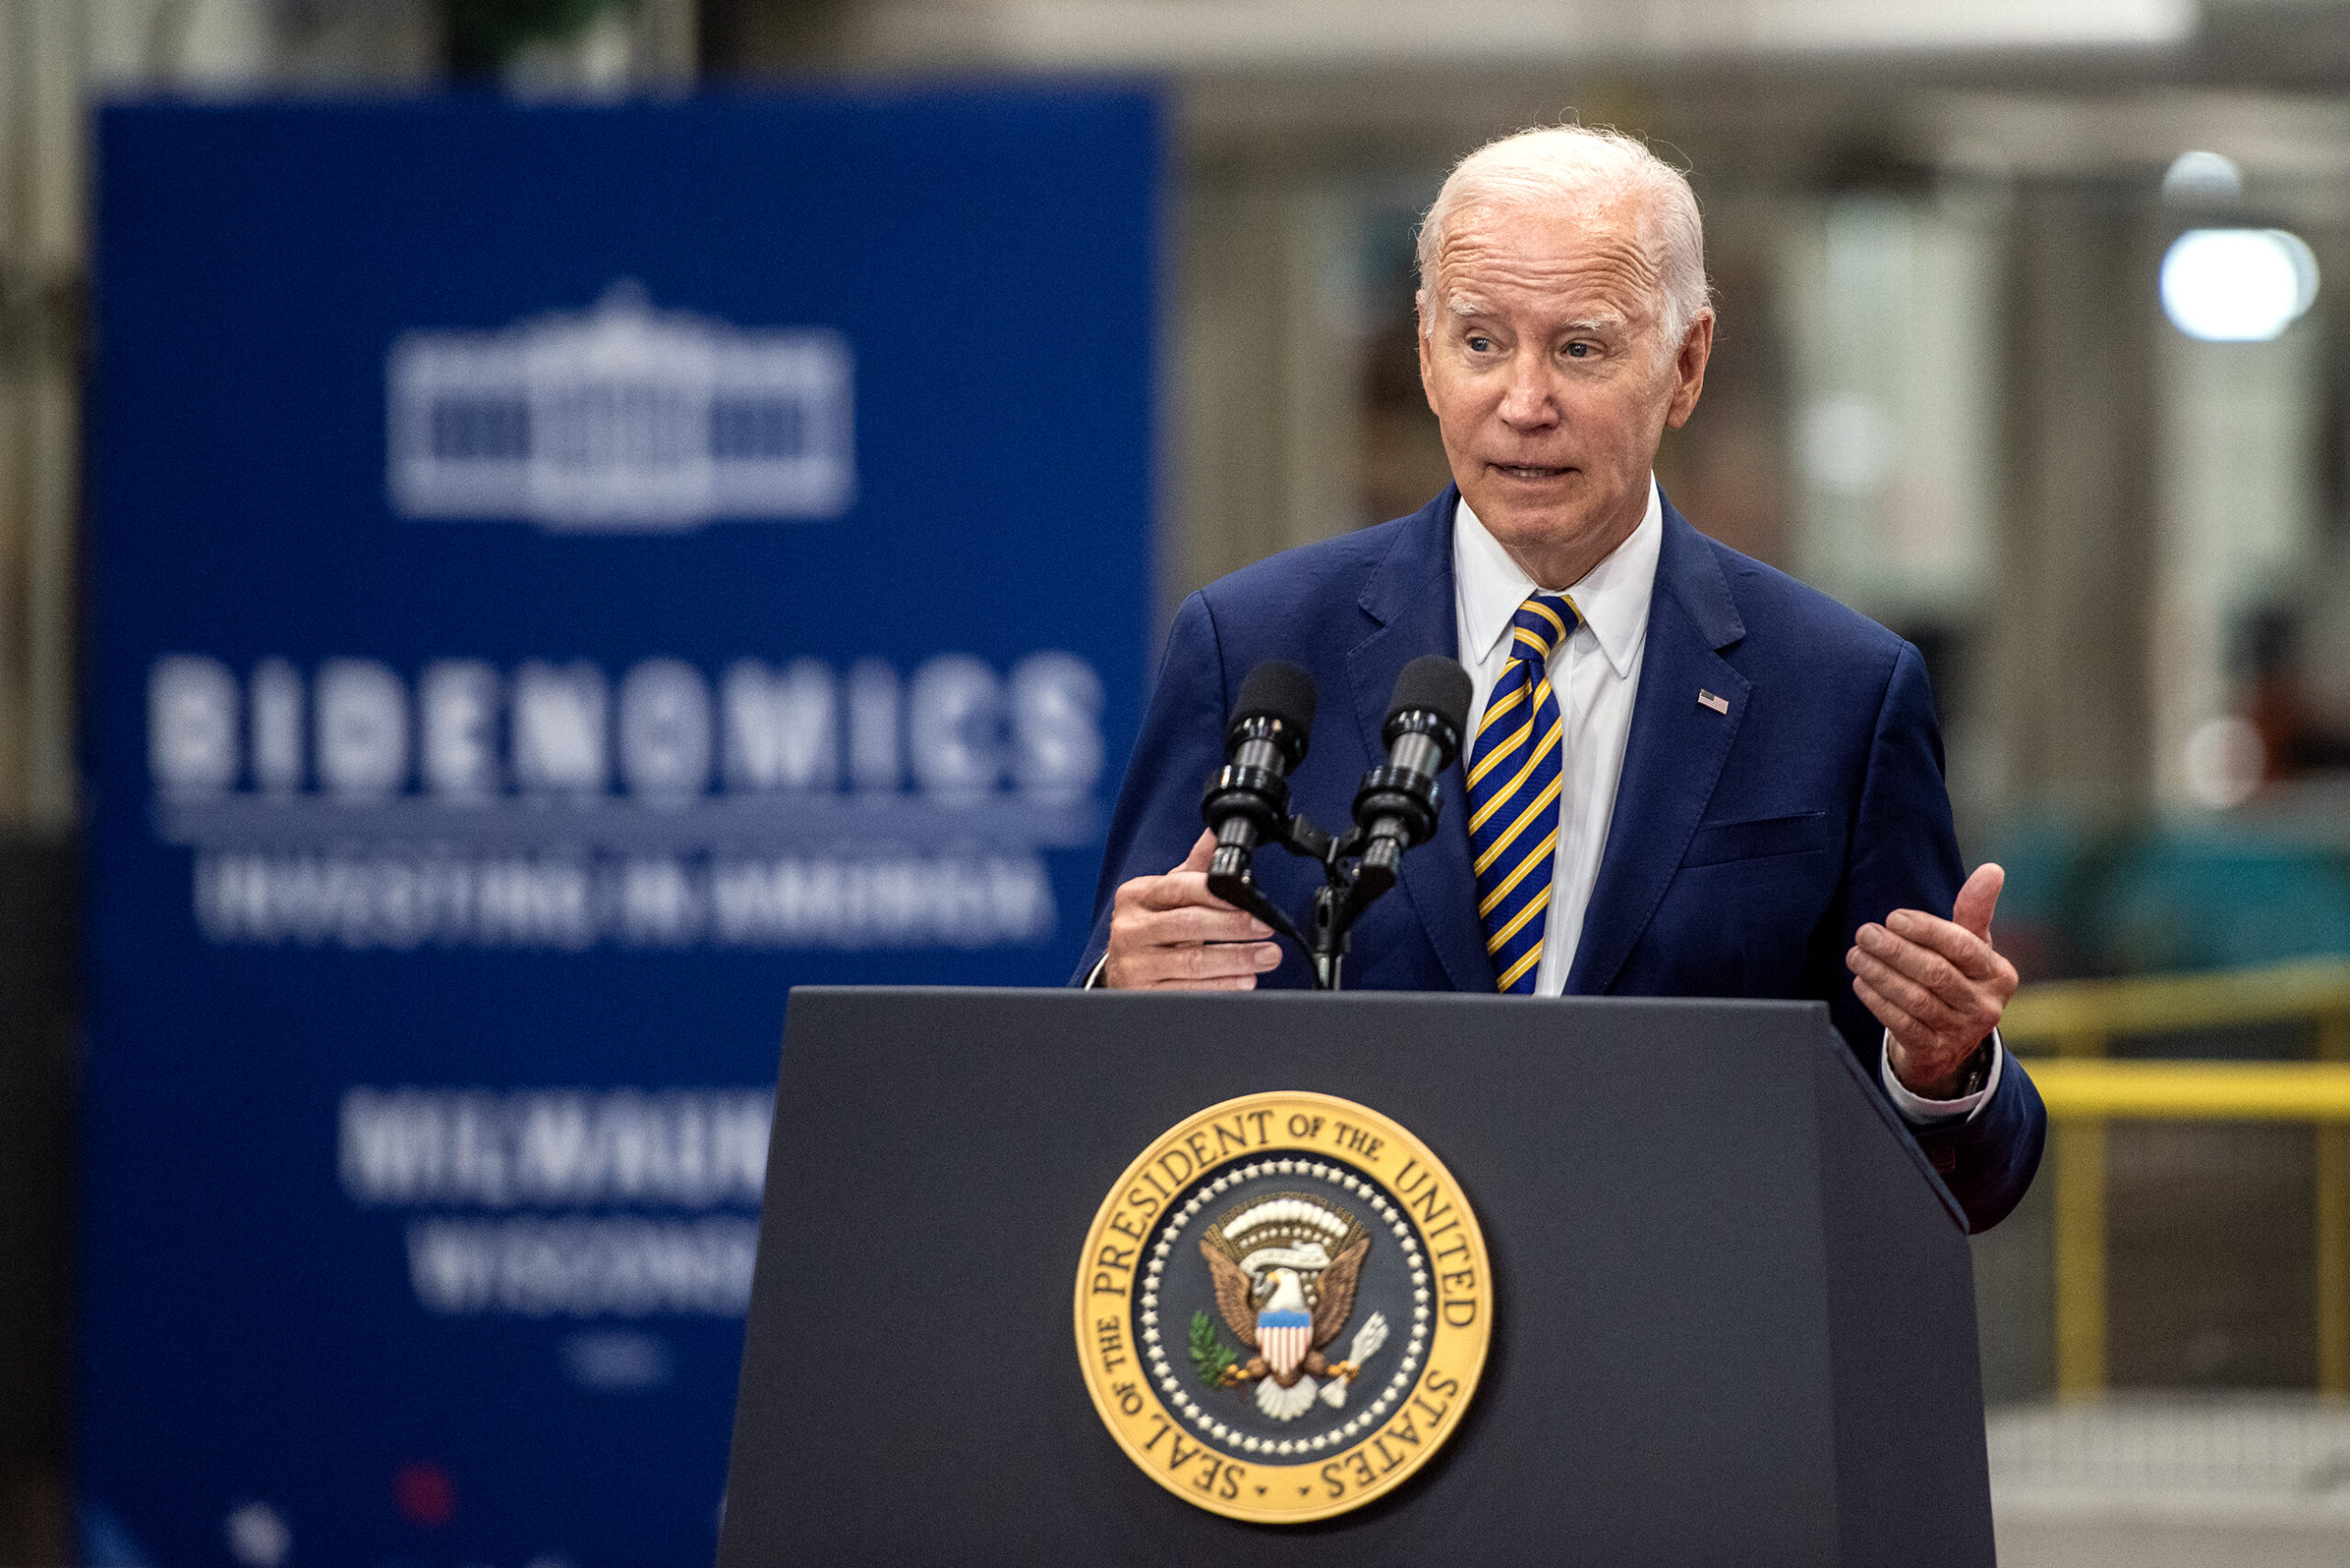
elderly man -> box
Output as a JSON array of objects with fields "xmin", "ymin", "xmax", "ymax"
[{"xmin": 1075, "ymin": 126, "xmax": 2043, "ymax": 1230}]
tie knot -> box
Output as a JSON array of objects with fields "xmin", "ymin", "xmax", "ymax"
[{"xmin": 1508, "ymin": 595, "xmax": 1578, "ymax": 665}]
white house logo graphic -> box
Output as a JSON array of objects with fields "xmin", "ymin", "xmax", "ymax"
[{"xmin": 387, "ymin": 283, "xmax": 854, "ymax": 531}]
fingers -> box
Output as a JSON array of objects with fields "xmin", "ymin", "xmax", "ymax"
[
  {"xmin": 1154, "ymin": 969, "xmax": 1274, "ymax": 992},
  {"xmin": 1851, "ymin": 974, "xmax": 1908, "ymax": 1036},
  {"xmin": 1177, "ymin": 828, "xmax": 1216, "ymax": 874},
  {"xmin": 1852, "ymin": 927, "xmax": 2011, "ymax": 1033},
  {"xmin": 1102, "ymin": 839, "xmax": 1285, "ymax": 989},
  {"xmin": 1144, "ymin": 939, "xmax": 1281, "ymax": 982},
  {"xmin": 1111, "ymin": 882, "xmax": 1267, "ymax": 951},
  {"xmin": 1857, "ymin": 920, "xmax": 1986, "ymax": 1001},
  {"xmin": 1953, "ymin": 862, "xmax": 2005, "ymax": 943},
  {"xmin": 1857, "ymin": 910, "xmax": 2019, "ymax": 1009},
  {"xmin": 1847, "ymin": 941, "xmax": 1970, "ymax": 1034},
  {"xmin": 1133, "ymin": 869, "xmax": 1240, "ymax": 913},
  {"xmin": 1108, "ymin": 938, "xmax": 1284, "ymax": 990},
  {"xmin": 1886, "ymin": 910, "xmax": 1996, "ymax": 980},
  {"xmin": 1129, "ymin": 904, "xmax": 1274, "ymax": 947}
]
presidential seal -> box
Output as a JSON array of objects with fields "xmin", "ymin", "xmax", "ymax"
[{"xmin": 1074, "ymin": 1092, "xmax": 1491, "ymax": 1523}]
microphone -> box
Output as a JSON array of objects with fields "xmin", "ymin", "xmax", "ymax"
[
  {"xmin": 1202, "ymin": 660, "xmax": 1316, "ymax": 884},
  {"xmin": 1352, "ymin": 655, "xmax": 1473, "ymax": 879}
]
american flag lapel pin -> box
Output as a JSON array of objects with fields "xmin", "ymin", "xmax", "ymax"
[{"xmin": 1698, "ymin": 689, "xmax": 1729, "ymax": 715}]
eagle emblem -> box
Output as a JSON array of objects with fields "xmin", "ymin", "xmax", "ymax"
[
  {"xmin": 1079, "ymin": 1092, "xmax": 1493, "ymax": 1522},
  {"xmin": 1192, "ymin": 1193, "xmax": 1390, "ymax": 1421}
]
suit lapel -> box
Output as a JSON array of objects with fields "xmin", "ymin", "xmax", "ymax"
[
  {"xmin": 1348, "ymin": 487, "xmax": 1494, "ymax": 993},
  {"xmin": 1565, "ymin": 499, "xmax": 1750, "ymax": 996}
]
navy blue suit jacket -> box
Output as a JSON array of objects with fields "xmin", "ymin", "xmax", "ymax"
[{"xmin": 1078, "ymin": 487, "xmax": 2044, "ymax": 1232}]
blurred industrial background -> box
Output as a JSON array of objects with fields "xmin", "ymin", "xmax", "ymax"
[{"xmin": 11, "ymin": 0, "xmax": 2350, "ymax": 1563}]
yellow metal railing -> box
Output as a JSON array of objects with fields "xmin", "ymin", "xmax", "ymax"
[{"xmin": 2002, "ymin": 957, "xmax": 2350, "ymax": 1398}]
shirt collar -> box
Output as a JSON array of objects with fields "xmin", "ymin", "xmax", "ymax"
[{"xmin": 1452, "ymin": 476, "xmax": 1662, "ymax": 680}]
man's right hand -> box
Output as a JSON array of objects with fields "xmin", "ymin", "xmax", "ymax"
[{"xmin": 1102, "ymin": 829, "xmax": 1286, "ymax": 989}]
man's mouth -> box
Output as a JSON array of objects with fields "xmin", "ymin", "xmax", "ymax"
[{"xmin": 1488, "ymin": 462, "xmax": 1573, "ymax": 481}]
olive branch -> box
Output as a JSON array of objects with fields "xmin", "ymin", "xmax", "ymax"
[{"xmin": 1188, "ymin": 1308, "xmax": 1237, "ymax": 1389}]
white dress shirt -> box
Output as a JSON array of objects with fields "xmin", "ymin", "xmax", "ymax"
[
  {"xmin": 1453, "ymin": 479, "xmax": 1997, "ymax": 1126},
  {"xmin": 1453, "ymin": 482, "xmax": 1659, "ymax": 995}
]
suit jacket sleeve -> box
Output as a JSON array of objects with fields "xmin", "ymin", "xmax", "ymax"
[
  {"xmin": 1837, "ymin": 641, "xmax": 2046, "ymax": 1233},
  {"xmin": 1069, "ymin": 591, "xmax": 1232, "ymax": 984}
]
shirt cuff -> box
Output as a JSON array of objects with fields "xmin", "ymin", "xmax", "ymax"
[
  {"xmin": 1084, "ymin": 955, "xmax": 1107, "ymax": 989},
  {"xmin": 1879, "ymin": 1029, "xmax": 2002, "ymax": 1126}
]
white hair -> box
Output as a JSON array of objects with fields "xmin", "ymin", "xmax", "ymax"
[{"xmin": 1416, "ymin": 125, "xmax": 1711, "ymax": 347}]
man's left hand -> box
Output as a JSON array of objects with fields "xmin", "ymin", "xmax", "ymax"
[{"xmin": 1848, "ymin": 863, "xmax": 2019, "ymax": 1100}]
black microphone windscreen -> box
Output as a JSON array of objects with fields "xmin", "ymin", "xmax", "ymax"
[
  {"xmin": 1387, "ymin": 655, "xmax": 1472, "ymax": 735},
  {"xmin": 1235, "ymin": 660, "xmax": 1317, "ymax": 734}
]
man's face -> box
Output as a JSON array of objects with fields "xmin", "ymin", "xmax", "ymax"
[{"xmin": 1416, "ymin": 192, "xmax": 1710, "ymax": 585}]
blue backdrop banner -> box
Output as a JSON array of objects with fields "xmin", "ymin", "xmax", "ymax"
[{"xmin": 83, "ymin": 92, "xmax": 1158, "ymax": 1568}]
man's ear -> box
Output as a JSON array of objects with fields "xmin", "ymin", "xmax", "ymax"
[
  {"xmin": 1664, "ymin": 308, "xmax": 1714, "ymax": 430},
  {"xmin": 1416, "ymin": 290, "xmax": 1438, "ymax": 415}
]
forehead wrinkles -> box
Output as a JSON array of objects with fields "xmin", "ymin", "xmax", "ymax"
[{"xmin": 1430, "ymin": 199, "xmax": 1666, "ymax": 329}]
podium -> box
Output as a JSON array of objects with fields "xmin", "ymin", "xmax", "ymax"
[{"xmin": 718, "ymin": 988, "xmax": 1993, "ymax": 1567}]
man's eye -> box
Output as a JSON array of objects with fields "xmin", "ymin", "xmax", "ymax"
[
  {"xmin": 1467, "ymin": 335, "xmax": 1494, "ymax": 352},
  {"xmin": 1566, "ymin": 342, "xmax": 1591, "ymax": 359}
]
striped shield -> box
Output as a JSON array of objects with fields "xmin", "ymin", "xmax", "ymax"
[{"xmin": 1258, "ymin": 1309, "xmax": 1312, "ymax": 1382}]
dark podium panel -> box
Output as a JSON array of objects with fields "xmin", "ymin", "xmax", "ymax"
[{"xmin": 719, "ymin": 989, "xmax": 1991, "ymax": 1568}]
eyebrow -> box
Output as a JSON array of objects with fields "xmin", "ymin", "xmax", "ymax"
[{"xmin": 1443, "ymin": 294, "xmax": 1629, "ymax": 336}]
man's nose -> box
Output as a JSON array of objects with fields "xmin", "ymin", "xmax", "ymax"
[{"xmin": 1496, "ymin": 356, "xmax": 1560, "ymax": 428}]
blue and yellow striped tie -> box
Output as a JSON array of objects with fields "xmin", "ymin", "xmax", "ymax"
[{"xmin": 1466, "ymin": 595, "xmax": 1579, "ymax": 994}]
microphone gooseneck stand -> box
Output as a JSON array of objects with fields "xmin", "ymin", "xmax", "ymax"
[
  {"xmin": 1203, "ymin": 655, "xmax": 1471, "ymax": 991},
  {"xmin": 1204, "ymin": 807, "xmax": 1370, "ymax": 991}
]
